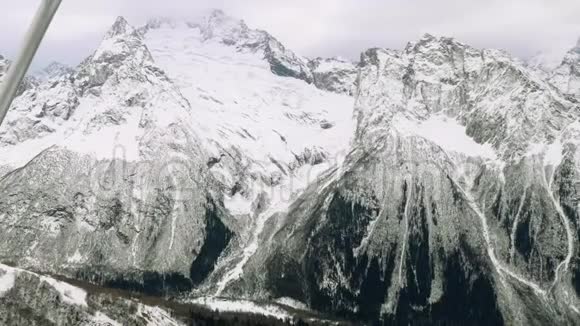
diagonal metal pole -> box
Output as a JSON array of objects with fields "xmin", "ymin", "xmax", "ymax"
[{"xmin": 0, "ymin": 0, "xmax": 62, "ymax": 128}]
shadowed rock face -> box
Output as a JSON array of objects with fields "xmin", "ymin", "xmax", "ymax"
[
  {"xmin": 0, "ymin": 142, "xmax": 230, "ymax": 291},
  {"xmin": 238, "ymin": 133, "xmax": 578, "ymax": 324},
  {"xmin": 237, "ymin": 135, "xmax": 503, "ymax": 323},
  {"xmin": 558, "ymin": 146, "xmax": 580, "ymax": 300}
]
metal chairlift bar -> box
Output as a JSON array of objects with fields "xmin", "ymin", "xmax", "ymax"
[{"xmin": 0, "ymin": 0, "xmax": 62, "ymax": 128}]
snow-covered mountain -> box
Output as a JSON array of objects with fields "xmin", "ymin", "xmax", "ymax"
[
  {"xmin": 0, "ymin": 10, "xmax": 579, "ymax": 325},
  {"xmin": 228, "ymin": 34, "xmax": 580, "ymax": 324}
]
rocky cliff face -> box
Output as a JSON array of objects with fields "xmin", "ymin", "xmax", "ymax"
[
  {"xmin": 308, "ymin": 57, "xmax": 358, "ymax": 95},
  {"xmin": 0, "ymin": 11, "xmax": 579, "ymax": 326}
]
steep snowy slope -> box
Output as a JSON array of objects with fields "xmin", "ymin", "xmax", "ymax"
[{"xmin": 139, "ymin": 12, "xmax": 356, "ymax": 291}]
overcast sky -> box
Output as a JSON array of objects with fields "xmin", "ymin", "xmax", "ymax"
[{"xmin": 1, "ymin": 0, "xmax": 579, "ymax": 69}]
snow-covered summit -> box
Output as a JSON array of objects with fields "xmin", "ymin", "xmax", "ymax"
[
  {"xmin": 142, "ymin": 9, "xmax": 249, "ymax": 41},
  {"xmin": 139, "ymin": 10, "xmax": 367, "ymax": 93},
  {"xmin": 82, "ymin": 15, "xmax": 153, "ymax": 76},
  {"xmin": 142, "ymin": 11, "xmax": 314, "ymax": 84},
  {"xmin": 191, "ymin": 9, "xmax": 251, "ymax": 42},
  {"xmin": 106, "ymin": 16, "xmax": 134, "ymax": 38}
]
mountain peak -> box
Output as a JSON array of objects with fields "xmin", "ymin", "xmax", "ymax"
[
  {"xmin": 198, "ymin": 9, "xmax": 248, "ymax": 41},
  {"xmin": 105, "ymin": 16, "xmax": 134, "ymax": 38},
  {"xmin": 420, "ymin": 33, "xmax": 437, "ymax": 41},
  {"xmin": 205, "ymin": 8, "xmax": 238, "ymax": 26},
  {"xmin": 76, "ymin": 16, "xmax": 155, "ymax": 93},
  {"xmin": 208, "ymin": 8, "xmax": 226, "ymax": 18},
  {"xmin": 93, "ymin": 16, "xmax": 145, "ymax": 61},
  {"xmin": 34, "ymin": 61, "xmax": 73, "ymax": 82},
  {"xmin": 403, "ymin": 33, "xmax": 461, "ymax": 56},
  {"xmin": 143, "ymin": 16, "xmax": 179, "ymax": 30},
  {"xmin": 142, "ymin": 10, "xmax": 248, "ymax": 42},
  {"xmin": 418, "ymin": 33, "xmax": 458, "ymax": 46}
]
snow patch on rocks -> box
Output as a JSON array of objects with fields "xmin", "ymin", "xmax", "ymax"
[
  {"xmin": 191, "ymin": 297, "xmax": 291, "ymax": 321},
  {"xmin": 40, "ymin": 275, "xmax": 88, "ymax": 307},
  {"xmin": 90, "ymin": 312, "xmax": 122, "ymax": 326},
  {"xmin": 527, "ymin": 139, "xmax": 564, "ymax": 167},
  {"xmin": 275, "ymin": 297, "xmax": 309, "ymax": 310},
  {"xmin": 394, "ymin": 114, "xmax": 497, "ymax": 159},
  {"xmin": 1, "ymin": 263, "xmax": 87, "ymax": 306},
  {"xmin": 136, "ymin": 304, "xmax": 185, "ymax": 325},
  {"xmin": 0, "ymin": 266, "xmax": 16, "ymax": 297}
]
